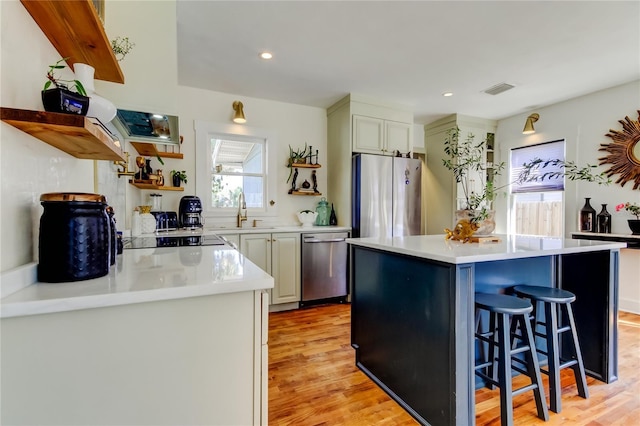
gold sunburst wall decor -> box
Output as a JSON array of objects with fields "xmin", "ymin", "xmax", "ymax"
[{"xmin": 598, "ymin": 110, "xmax": 640, "ymax": 190}]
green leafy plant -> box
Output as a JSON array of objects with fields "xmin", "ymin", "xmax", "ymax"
[
  {"xmin": 170, "ymin": 170, "xmax": 187, "ymax": 184},
  {"xmin": 515, "ymin": 158, "xmax": 611, "ymax": 186},
  {"xmin": 286, "ymin": 143, "xmax": 310, "ymax": 182},
  {"xmin": 442, "ymin": 127, "xmax": 506, "ymax": 221},
  {"xmin": 111, "ymin": 36, "xmax": 135, "ymax": 61},
  {"xmin": 43, "ymin": 57, "xmax": 87, "ymax": 96}
]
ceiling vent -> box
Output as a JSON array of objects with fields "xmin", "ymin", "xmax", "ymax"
[{"xmin": 483, "ymin": 83, "xmax": 515, "ymax": 96}]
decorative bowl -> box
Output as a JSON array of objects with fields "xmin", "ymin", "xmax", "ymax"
[{"xmin": 296, "ymin": 210, "xmax": 318, "ymax": 227}]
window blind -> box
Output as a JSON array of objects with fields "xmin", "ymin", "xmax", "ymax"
[{"xmin": 510, "ymin": 140, "xmax": 565, "ymax": 193}]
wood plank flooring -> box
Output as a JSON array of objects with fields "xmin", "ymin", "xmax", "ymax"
[{"xmin": 268, "ymin": 304, "xmax": 640, "ymax": 425}]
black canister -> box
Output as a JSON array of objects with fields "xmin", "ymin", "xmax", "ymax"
[
  {"xmin": 38, "ymin": 193, "xmax": 110, "ymax": 283},
  {"xmin": 106, "ymin": 206, "xmax": 117, "ymax": 265}
]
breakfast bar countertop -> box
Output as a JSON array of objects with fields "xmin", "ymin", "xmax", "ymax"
[
  {"xmin": 0, "ymin": 244, "xmax": 273, "ymax": 319},
  {"xmin": 346, "ymin": 234, "xmax": 627, "ymax": 264}
]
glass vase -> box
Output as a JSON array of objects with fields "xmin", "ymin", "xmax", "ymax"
[{"xmin": 579, "ymin": 197, "xmax": 596, "ymax": 232}]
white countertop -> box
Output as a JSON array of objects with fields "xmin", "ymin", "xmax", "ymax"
[
  {"xmin": 0, "ymin": 245, "xmax": 273, "ymax": 319},
  {"xmin": 347, "ymin": 234, "xmax": 627, "ymax": 264}
]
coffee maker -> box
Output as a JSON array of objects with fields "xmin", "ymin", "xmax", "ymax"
[{"xmin": 179, "ymin": 196, "xmax": 203, "ymax": 229}]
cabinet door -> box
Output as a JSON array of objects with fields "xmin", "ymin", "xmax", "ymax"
[
  {"xmin": 353, "ymin": 115, "xmax": 384, "ymax": 154},
  {"xmin": 240, "ymin": 234, "xmax": 271, "ymax": 274},
  {"xmin": 385, "ymin": 120, "xmax": 412, "ymax": 155},
  {"xmin": 270, "ymin": 233, "xmax": 301, "ymax": 304}
]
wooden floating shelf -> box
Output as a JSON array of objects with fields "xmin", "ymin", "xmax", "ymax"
[
  {"xmin": 129, "ymin": 181, "xmax": 185, "ymax": 191},
  {"xmin": 290, "ymin": 163, "xmax": 321, "ymax": 168},
  {"xmin": 131, "ymin": 142, "xmax": 184, "ymax": 159},
  {"xmin": 20, "ymin": 0, "xmax": 124, "ymax": 84},
  {"xmin": 290, "ymin": 191, "xmax": 322, "ymax": 196},
  {"xmin": 1, "ymin": 107, "xmax": 125, "ymax": 161}
]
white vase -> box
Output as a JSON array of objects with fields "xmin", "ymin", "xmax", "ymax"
[
  {"xmin": 73, "ymin": 63, "xmax": 96, "ymax": 94},
  {"xmin": 73, "ymin": 62, "xmax": 116, "ymax": 123}
]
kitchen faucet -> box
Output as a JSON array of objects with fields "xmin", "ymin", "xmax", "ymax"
[{"xmin": 237, "ymin": 191, "xmax": 247, "ymax": 227}]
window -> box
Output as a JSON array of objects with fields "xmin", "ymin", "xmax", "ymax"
[
  {"xmin": 211, "ymin": 138, "xmax": 264, "ymax": 209},
  {"xmin": 510, "ymin": 140, "xmax": 565, "ymax": 237},
  {"xmin": 195, "ymin": 121, "xmax": 277, "ymax": 217}
]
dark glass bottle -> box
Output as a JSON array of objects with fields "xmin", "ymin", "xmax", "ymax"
[
  {"xmin": 329, "ymin": 203, "xmax": 338, "ymax": 226},
  {"xmin": 597, "ymin": 204, "xmax": 611, "ymax": 234},
  {"xmin": 579, "ymin": 197, "xmax": 597, "ymax": 232}
]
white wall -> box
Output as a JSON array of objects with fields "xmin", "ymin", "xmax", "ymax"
[
  {"xmin": 177, "ymin": 86, "xmax": 328, "ymax": 228},
  {"xmin": 0, "ymin": 0, "xmax": 95, "ymax": 271},
  {"xmin": 494, "ymin": 80, "xmax": 640, "ymax": 313},
  {"xmin": 0, "ymin": 0, "xmax": 329, "ymax": 273}
]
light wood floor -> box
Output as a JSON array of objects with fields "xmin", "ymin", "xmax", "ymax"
[{"xmin": 268, "ymin": 304, "xmax": 640, "ymax": 425}]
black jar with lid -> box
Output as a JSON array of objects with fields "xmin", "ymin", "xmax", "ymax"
[{"xmin": 38, "ymin": 192, "xmax": 111, "ymax": 283}]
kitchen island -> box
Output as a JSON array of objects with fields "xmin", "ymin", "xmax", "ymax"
[
  {"xmin": 348, "ymin": 234, "xmax": 625, "ymax": 426},
  {"xmin": 0, "ymin": 244, "xmax": 273, "ymax": 426}
]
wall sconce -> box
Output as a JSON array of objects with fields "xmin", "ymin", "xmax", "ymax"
[
  {"xmin": 522, "ymin": 113, "xmax": 539, "ymax": 134},
  {"xmin": 232, "ymin": 101, "xmax": 246, "ymax": 124}
]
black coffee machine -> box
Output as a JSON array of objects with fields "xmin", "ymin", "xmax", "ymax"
[{"xmin": 179, "ymin": 196, "xmax": 203, "ymax": 229}]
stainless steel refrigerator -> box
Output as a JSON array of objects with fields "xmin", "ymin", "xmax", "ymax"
[{"xmin": 352, "ymin": 154, "xmax": 422, "ymax": 238}]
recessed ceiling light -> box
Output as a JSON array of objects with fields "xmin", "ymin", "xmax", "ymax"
[
  {"xmin": 442, "ymin": 92, "xmax": 453, "ymax": 97},
  {"xmin": 260, "ymin": 52, "xmax": 273, "ymax": 60}
]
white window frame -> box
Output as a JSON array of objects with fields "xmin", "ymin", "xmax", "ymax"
[{"xmin": 194, "ymin": 121, "xmax": 278, "ymax": 219}]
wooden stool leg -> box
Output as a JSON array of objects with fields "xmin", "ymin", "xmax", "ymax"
[
  {"xmin": 497, "ymin": 312, "xmax": 514, "ymax": 426},
  {"xmin": 520, "ymin": 314, "xmax": 550, "ymax": 421},
  {"xmin": 565, "ymin": 303, "xmax": 589, "ymax": 399},
  {"xmin": 488, "ymin": 311, "xmax": 498, "ymax": 390},
  {"xmin": 545, "ymin": 302, "xmax": 562, "ymax": 413}
]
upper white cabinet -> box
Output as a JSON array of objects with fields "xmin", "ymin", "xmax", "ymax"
[{"xmin": 352, "ymin": 115, "xmax": 412, "ymax": 155}]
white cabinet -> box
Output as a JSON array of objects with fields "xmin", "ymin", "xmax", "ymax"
[
  {"xmin": 0, "ymin": 291, "xmax": 268, "ymax": 425},
  {"xmin": 353, "ymin": 115, "xmax": 412, "ymax": 155},
  {"xmin": 240, "ymin": 233, "xmax": 300, "ymax": 305}
]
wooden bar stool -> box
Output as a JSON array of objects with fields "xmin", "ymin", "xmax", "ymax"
[
  {"xmin": 475, "ymin": 293, "xmax": 549, "ymax": 425},
  {"xmin": 511, "ymin": 285, "xmax": 589, "ymax": 413}
]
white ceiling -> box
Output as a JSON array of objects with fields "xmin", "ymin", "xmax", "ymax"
[{"xmin": 176, "ymin": 0, "xmax": 640, "ymax": 125}]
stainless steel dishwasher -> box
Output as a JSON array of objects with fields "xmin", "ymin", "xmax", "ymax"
[{"xmin": 301, "ymin": 232, "xmax": 349, "ymax": 306}]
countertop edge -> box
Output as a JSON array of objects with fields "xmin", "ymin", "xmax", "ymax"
[
  {"xmin": 347, "ymin": 235, "xmax": 627, "ymax": 264},
  {"xmin": 0, "ymin": 276, "xmax": 274, "ymax": 319}
]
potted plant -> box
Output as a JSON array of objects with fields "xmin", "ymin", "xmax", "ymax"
[
  {"xmin": 616, "ymin": 202, "xmax": 640, "ymax": 234},
  {"xmin": 111, "ymin": 36, "xmax": 135, "ymax": 61},
  {"xmin": 171, "ymin": 170, "xmax": 188, "ymax": 187},
  {"xmin": 286, "ymin": 143, "xmax": 310, "ymax": 183},
  {"xmin": 442, "ymin": 127, "xmax": 506, "ymax": 234},
  {"xmin": 42, "ymin": 57, "xmax": 90, "ymax": 116}
]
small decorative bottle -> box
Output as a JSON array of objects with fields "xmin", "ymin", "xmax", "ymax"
[
  {"xmin": 156, "ymin": 169, "xmax": 164, "ymax": 186},
  {"xmin": 329, "ymin": 203, "xmax": 338, "ymax": 226},
  {"xmin": 579, "ymin": 197, "xmax": 597, "ymax": 232},
  {"xmin": 597, "ymin": 204, "xmax": 611, "ymax": 234}
]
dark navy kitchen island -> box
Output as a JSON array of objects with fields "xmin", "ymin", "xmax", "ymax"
[{"xmin": 348, "ymin": 234, "xmax": 624, "ymax": 426}]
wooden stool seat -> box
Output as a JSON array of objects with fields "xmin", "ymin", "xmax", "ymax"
[
  {"xmin": 513, "ymin": 285, "xmax": 576, "ymax": 304},
  {"xmin": 474, "ymin": 292, "xmax": 549, "ymax": 425},
  {"xmin": 511, "ymin": 285, "xmax": 589, "ymax": 414}
]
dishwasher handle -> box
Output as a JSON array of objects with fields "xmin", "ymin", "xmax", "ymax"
[{"xmin": 303, "ymin": 237, "xmax": 346, "ymax": 243}]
